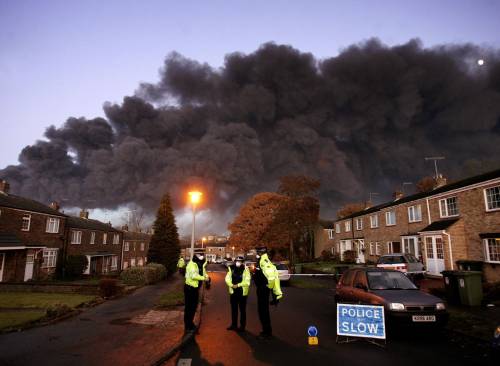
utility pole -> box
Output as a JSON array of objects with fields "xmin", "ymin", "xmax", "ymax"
[{"xmin": 425, "ymin": 157, "xmax": 445, "ymax": 179}]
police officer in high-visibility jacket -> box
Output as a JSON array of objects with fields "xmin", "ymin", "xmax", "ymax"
[
  {"xmin": 253, "ymin": 246, "xmax": 282, "ymax": 339},
  {"xmin": 177, "ymin": 256, "xmax": 186, "ymax": 275},
  {"xmin": 184, "ymin": 252, "xmax": 208, "ymax": 331},
  {"xmin": 225, "ymin": 256, "xmax": 251, "ymax": 332}
]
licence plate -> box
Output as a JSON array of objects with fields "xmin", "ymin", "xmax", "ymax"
[{"xmin": 412, "ymin": 315, "xmax": 436, "ymax": 322}]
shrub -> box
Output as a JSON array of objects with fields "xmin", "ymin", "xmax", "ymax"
[
  {"xmin": 99, "ymin": 278, "xmax": 120, "ymax": 298},
  {"xmin": 120, "ymin": 263, "xmax": 167, "ymax": 286},
  {"xmin": 146, "ymin": 263, "xmax": 167, "ymax": 282},
  {"xmin": 342, "ymin": 250, "xmax": 357, "ymax": 264},
  {"xmin": 46, "ymin": 304, "xmax": 72, "ymax": 319},
  {"xmin": 64, "ymin": 255, "xmax": 88, "ymax": 279},
  {"xmin": 320, "ymin": 250, "xmax": 330, "ymax": 261}
]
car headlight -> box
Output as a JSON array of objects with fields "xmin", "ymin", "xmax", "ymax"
[
  {"xmin": 436, "ymin": 302, "xmax": 446, "ymax": 310},
  {"xmin": 389, "ymin": 303, "xmax": 405, "ymax": 311}
]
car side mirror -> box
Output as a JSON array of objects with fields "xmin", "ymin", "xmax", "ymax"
[{"xmin": 355, "ymin": 283, "xmax": 367, "ymax": 291}]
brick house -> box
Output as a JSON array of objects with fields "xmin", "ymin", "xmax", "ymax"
[
  {"xmin": 313, "ymin": 220, "xmax": 335, "ymax": 258},
  {"xmin": 332, "ymin": 169, "xmax": 500, "ymax": 283},
  {"xmin": 0, "ymin": 181, "xmax": 66, "ymax": 282},
  {"xmin": 65, "ymin": 211, "xmax": 122, "ymax": 275},
  {"xmin": 122, "ymin": 229, "xmax": 151, "ymax": 269}
]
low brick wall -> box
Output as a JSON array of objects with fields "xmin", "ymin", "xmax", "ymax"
[{"xmin": 0, "ymin": 282, "xmax": 100, "ymax": 295}]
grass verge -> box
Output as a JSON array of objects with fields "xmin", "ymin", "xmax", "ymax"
[
  {"xmin": 156, "ymin": 285, "xmax": 184, "ymax": 308},
  {"xmin": 0, "ymin": 311, "xmax": 47, "ymax": 331},
  {"xmin": 0, "ymin": 292, "xmax": 97, "ymax": 309}
]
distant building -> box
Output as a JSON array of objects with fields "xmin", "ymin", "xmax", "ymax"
[
  {"xmin": 313, "ymin": 220, "xmax": 335, "ymax": 258},
  {"xmin": 122, "ymin": 228, "xmax": 151, "ymax": 269}
]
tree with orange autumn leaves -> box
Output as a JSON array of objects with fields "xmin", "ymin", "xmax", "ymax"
[{"xmin": 228, "ymin": 176, "xmax": 319, "ymax": 263}]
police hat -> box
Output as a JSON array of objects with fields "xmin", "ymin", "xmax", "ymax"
[{"xmin": 255, "ymin": 246, "xmax": 267, "ymax": 254}]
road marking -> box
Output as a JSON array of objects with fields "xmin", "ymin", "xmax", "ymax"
[{"xmin": 178, "ymin": 359, "xmax": 192, "ymax": 366}]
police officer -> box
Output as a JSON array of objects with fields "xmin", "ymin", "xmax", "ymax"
[
  {"xmin": 177, "ymin": 256, "xmax": 186, "ymax": 275},
  {"xmin": 253, "ymin": 246, "xmax": 282, "ymax": 339},
  {"xmin": 184, "ymin": 252, "xmax": 208, "ymax": 331},
  {"xmin": 225, "ymin": 256, "xmax": 250, "ymax": 332}
]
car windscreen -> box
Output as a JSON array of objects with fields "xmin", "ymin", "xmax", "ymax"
[
  {"xmin": 377, "ymin": 256, "xmax": 406, "ymax": 264},
  {"xmin": 276, "ymin": 264, "xmax": 288, "ymax": 270},
  {"xmin": 367, "ymin": 271, "xmax": 418, "ymax": 290}
]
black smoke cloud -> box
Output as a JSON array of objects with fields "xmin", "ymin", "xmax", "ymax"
[{"xmin": 2, "ymin": 39, "xmax": 500, "ymax": 224}]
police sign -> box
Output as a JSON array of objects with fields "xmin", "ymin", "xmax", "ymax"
[{"xmin": 336, "ymin": 304, "xmax": 386, "ymax": 340}]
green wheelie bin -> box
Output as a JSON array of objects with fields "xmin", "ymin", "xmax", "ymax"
[{"xmin": 455, "ymin": 271, "xmax": 483, "ymax": 306}]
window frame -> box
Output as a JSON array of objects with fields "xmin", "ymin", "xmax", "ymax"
[
  {"xmin": 375, "ymin": 242, "xmax": 381, "ymax": 255},
  {"xmin": 484, "ymin": 238, "xmax": 500, "ymax": 264},
  {"xmin": 71, "ymin": 230, "xmax": 82, "ymax": 245},
  {"xmin": 42, "ymin": 249, "xmax": 58, "ymax": 268},
  {"xmin": 90, "ymin": 231, "xmax": 96, "ymax": 245},
  {"xmin": 439, "ymin": 197, "xmax": 459, "ymax": 218},
  {"xmin": 344, "ymin": 221, "xmax": 351, "ymax": 232},
  {"xmin": 124, "ymin": 242, "xmax": 130, "ymax": 251},
  {"xmin": 45, "ymin": 217, "xmax": 60, "ymax": 233},
  {"xmin": 369, "ymin": 242, "xmax": 374, "ymax": 255},
  {"xmin": 355, "ymin": 218, "xmax": 363, "ymax": 231},
  {"xmin": 408, "ymin": 204, "xmax": 422, "ymax": 223},
  {"xmin": 385, "ymin": 211, "xmax": 396, "ymax": 226},
  {"xmin": 21, "ymin": 214, "xmax": 31, "ymax": 231},
  {"xmin": 335, "ymin": 223, "xmax": 341, "ymax": 234},
  {"xmin": 103, "ymin": 233, "xmax": 107, "ymax": 245},
  {"xmin": 484, "ymin": 186, "xmax": 500, "ymax": 212},
  {"xmin": 111, "ymin": 256, "xmax": 118, "ymax": 270},
  {"xmin": 370, "ymin": 214, "xmax": 379, "ymax": 229},
  {"xmin": 140, "ymin": 242, "xmax": 145, "ymax": 251},
  {"xmin": 113, "ymin": 233, "xmax": 120, "ymax": 245}
]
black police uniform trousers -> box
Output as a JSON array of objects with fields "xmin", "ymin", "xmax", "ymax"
[
  {"xmin": 184, "ymin": 284, "xmax": 199, "ymax": 330},
  {"xmin": 229, "ymin": 288, "xmax": 247, "ymax": 329},
  {"xmin": 256, "ymin": 285, "xmax": 272, "ymax": 335}
]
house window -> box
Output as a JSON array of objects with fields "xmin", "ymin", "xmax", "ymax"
[
  {"xmin": 402, "ymin": 237, "xmax": 420, "ymax": 259},
  {"xmin": 123, "ymin": 261, "xmax": 129, "ymax": 269},
  {"xmin": 111, "ymin": 256, "xmax": 118, "ymax": 270},
  {"xmin": 370, "ymin": 214, "xmax": 378, "ymax": 228},
  {"xmin": 71, "ymin": 230, "xmax": 82, "ymax": 244},
  {"xmin": 375, "ymin": 242, "xmax": 382, "ymax": 255},
  {"xmin": 439, "ymin": 197, "xmax": 459, "ymax": 217},
  {"xmin": 131, "ymin": 258, "xmax": 136, "ymax": 267},
  {"xmin": 21, "ymin": 214, "xmax": 31, "ymax": 231},
  {"xmin": 138, "ymin": 258, "xmax": 144, "ymax": 266},
  {"xmin": 124, "ymin": 242, "xmax": 130, "ymax": 251},
  {"xmin": 369, "ymin": 243, "xmax": 374, "ymax": 255},
  {"xmin": 344, "ymin": 221, "xmax": 351, "ymax": 232},
  {"xmin": 355, "ymin": 218, "xmax": 363, "ymax": 231},
  {"xmin": 103, "ymin": 233, "xmax": 107, "ymax": 244},
  {"xmin": 335, "ymin": 223, "xmax": 341, "ymax": 233},
  {"xmin": 42, "ymin": 249, "xmax": 58, "ymax": 268},
  {"xmin": 387, "ymin": 241, "xmax": 401, "ymax": 253},
  {"xmin": 484, "ymin": 238, "xmax": 500, "ymax": 263},
  {"xmin": 326, "ymin": 229, "xmax": 334, "ymax": 240},
  {"xmin": 408, "ymin": 205, "xmax": 422, "ymax": 223},
  {"xmin": 46, "ymin": 217, "xmax": 60, "ymax": 233},
  {"xmin": 113, "ymin": 234, "xmax": 120, "ymax": 244},
  {"xmin": 141, "ymin": 242, "xmax": 145, "ymax": 251},
  {"xmin": 385, "ymin": 211, "xmax": 396, "ymax": 226},
  {"xmin": 484, "ymin": 186, "xmax": 500, "ymax": 211},
  {"xmin": 90, "ymin": 232, "xmax": 96, "ymax": 244}
]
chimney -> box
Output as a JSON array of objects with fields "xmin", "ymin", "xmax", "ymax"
[
  {"xmin": 121, "ymin": 224, "xmax": 129, "ymax": 231},
  {"xmin": 49, "ymin": 202, "xmax": 60, "ymax": 211},
  {"xmin": 393, "ymin": 191, "xmax": 404, "ymax": 201},
  {"xmin": 0, "ymin": 180, "xmax": 10, "ymax": 194},
  {"xmin": 79, "ymin": 210, "xmax": 89, "ymax": 219},
  {"xmin": 434, "ymin": 174, "xmax": 448, "ymax": 189},
  {"xmin": 364, "ymin": 200, "xmax": 373, "ymax": 210}
]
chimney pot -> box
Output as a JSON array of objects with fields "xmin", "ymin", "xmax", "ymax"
[
  {"xmin": 121, "ymin": 224, "xmax": 129, "ymax": 231},
  {"xmin": 0, "ymin": 180, "xmax": 10, "ymax": 194},
  {"xmin": 393, "ymin": 191, "xmax": 404, "ymax": 201},
  {"xmin": 49, "ymin": 202, "xmax": 60, "ymax": 211},
  {"xmin": 434, "ymin": 174, "xmax": 448, "ymax": 189},
  {"xmin": 79, "ymin": 210, "xmax": 89, "ymax": 219}
]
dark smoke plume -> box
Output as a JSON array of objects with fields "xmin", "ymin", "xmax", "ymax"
[{"xmin": 2, "ymin": 39, "xmax": 500, "ymax": 225}]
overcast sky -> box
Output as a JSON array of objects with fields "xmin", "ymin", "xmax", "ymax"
[{"xmin": 1, "ymin": 0, "xmax": 499, "ymax": 169}]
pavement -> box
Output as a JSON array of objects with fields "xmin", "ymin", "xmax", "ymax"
[
  {"xmin": 0, "ymin": 274, "xmax": 188, "ymax": 366},
  {"xmin": 173, "ymin": 266, "xmax": 498, "ymax": 366}
]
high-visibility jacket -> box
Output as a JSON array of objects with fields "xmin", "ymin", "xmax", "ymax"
[
  {"xmin": 177, "ymin": 257, "xmax": 185, "ymax": 269},
  {"xmin": 258, "ymin": 253, "xmax": 283, "ymax": 299},
  {"xmin": 225, "ymin": 266, "xmax": 251, "ymax": 296},
  {"xmin": 185, "ymin": 260, "xmax": 206, "ymax": 288}
]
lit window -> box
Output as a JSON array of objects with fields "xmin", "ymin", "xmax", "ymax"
[
  {"xmin": 344, "ymin": 221, "xmax": 351, "ymax": 232},
  {"xmin": 103, "ymin": 233, "xmax": 107, "ymax": 244},
  {"xmin": 485, "ymin": 186, "xmax": 500, "ymax": 211},
  {"xmin": 408, "ymin": 205, "xmax": 422, "ymax": 223},
  {"xmin": 439, "ymin": 197, "xmax": 459, "ymax": 217},
  {"xmin": 355, "ymin": 218, "xmax": 363, "ymax": 231},
  {"xmin": 131, "ymin": 258, "xmax": 136, "ymax": 267},
  {"xmin": 113, "ymin": 234, "xmax": 120, "ymax": 244},
  {"xmin": 370, "ymin": 215, "xmax": 379, "ymax": 228},
  {"xmin": 385, "ymin": 211, "xmax": 396, "ymax": 226},
  {"xmin": 71, "ymin": 231, "xmax": 82, "ymax": 244},
  {"xmin": 141, "ymin": 242, "xmax": 145, "ymax": 251},
  {"xmin": 46, "ymin": 217, "xmax": 60, "ymax": 233},
  {"xmin": 42, "ymin": 249, "xmax": 58, "ymax": 268},
  {"xmin": 90, "ymin": 232, "xmax": 96, "ymax": 244},
  {"xmin": 484, "ymin": 238, "xmax": 500, "ymax": 263},
  {"xmin": 21, "ymin": 214, "xmax": 31, "ymax": 231},
  {"xmin": 123, "ymin": 261, "xmax": 129, "ymax": 269}
]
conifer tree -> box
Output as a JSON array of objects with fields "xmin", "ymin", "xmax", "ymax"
[{"xmin": 147, "ymin": 193, "xmax": 180, "ymax": 276}]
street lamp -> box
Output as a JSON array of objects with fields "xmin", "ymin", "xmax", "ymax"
[
  {"xmin": 202, "ymin": 236, "xmax": 206, "ymax": 248},
  {"xmin": 188, "ymin": 191, "xmax": 202, "ymax": 260},
  {"xmin": 232, "ymin": 246, "xmax": 235, "ymax": 259}
]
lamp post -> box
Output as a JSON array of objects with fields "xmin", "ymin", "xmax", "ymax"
[
  {"xmin": 232, "ymin": 246, "xmax": 235, "ymax": 259},
  {"xmin": 188, "ymin": 191, "xmax": 202, "ymax": 260}
]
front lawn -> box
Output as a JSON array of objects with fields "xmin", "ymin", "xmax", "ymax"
[
  {"xmin": 0, "ymin": 292, "xmax": 96, "ymax": 309},
  {"xmin": 156, "ymin": 285, "xmax": 184, "ymax": 308},
  {"xmin": 0, "ymin": 311, "xmax": 47, "ymax": 330}
]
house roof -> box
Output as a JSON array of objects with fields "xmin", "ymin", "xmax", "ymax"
[
  {"xmin": 337, "ymin": 168, "xmax": 500, "ymax": 221},
  {"xmin": 419, "ymin": 219, "xmax": 459, "ymax": 232},
  {"xmin": 0, "ymin": 193, "xmax": 66, "ymax": 217},
  {"xmin": 67, "ymin": 216, "xmax": 120, "ymax": 232}
]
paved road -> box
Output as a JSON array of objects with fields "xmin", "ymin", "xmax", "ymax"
[
  {"xmin": 0, "ymin": 276, "xmax": 183, "ymax": 366},
  {"xmin": 176, "ymin": 267, "xmax": 495, "ymax": 366}
]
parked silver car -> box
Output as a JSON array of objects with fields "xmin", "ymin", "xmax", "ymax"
[{"xmin": 376, "ymin": 253, "xmax": 425, "ymax": 279}]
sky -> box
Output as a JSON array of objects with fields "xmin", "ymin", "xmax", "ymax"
[{"xmin": 1, "ymin": 0, "xmax": 500, "ymax": 170}]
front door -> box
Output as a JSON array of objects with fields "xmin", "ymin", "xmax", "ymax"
[
  {"xmin": 0, "ymin": 253, "xmax": 5, "ymax": 282},
  {"xmin": 24, "ymin": 253, "xmax": 34, "ymax": 281},
  {"xmin": 425, "ymin": 236, "xmax": 445, "ymax": 276},
  {"xmin": 355, "ymin": 240, "xmax": 366, "ymax": 264},
  {"xmin": 90, "ymin": 258, "xmax": 98, "ymax": 275}
]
